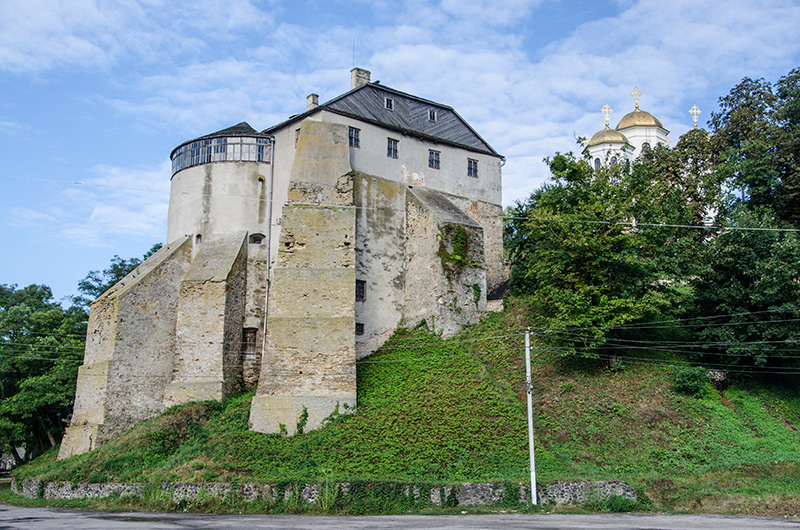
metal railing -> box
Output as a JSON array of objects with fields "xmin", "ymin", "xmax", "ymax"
[{"xmin": 171, "ymin": 137, "xmax": 271, "ymax": 175}]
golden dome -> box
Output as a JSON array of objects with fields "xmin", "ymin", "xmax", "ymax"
[
  {"xmin": 616, "ymin": 108, "xmax": 663, "ymax": 129},
  {"xmin": 587, "ymin": 127, "xmax": 631, "ymax": 147}
]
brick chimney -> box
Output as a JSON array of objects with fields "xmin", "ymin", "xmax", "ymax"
[
  {"xmin": 307, "ymin": 93, "xmax": 319, "ymax": 111},
  {"xmin": 350, "ymin": 67, "xmax": 371, "ymax": 89}
]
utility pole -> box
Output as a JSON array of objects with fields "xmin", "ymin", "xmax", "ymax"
[{"xmin": 525, "ymin": 328, "xmax": 537, "ymax": 504}]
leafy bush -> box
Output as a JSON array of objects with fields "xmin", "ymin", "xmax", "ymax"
[
  {"xmin": 603, "ymin": 494, "xmax": 639, "ymax": 512},
  {"xmin": 673, "ymin": 367, "xmax": 709, "ymax": 396}
]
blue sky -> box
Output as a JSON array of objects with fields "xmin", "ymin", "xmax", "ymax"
[{"xmin": 2, "ymin": 0, "xmax": 800, "ymax": 303}]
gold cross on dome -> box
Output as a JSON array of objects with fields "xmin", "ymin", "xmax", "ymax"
[
  {"xmin": 689, "ymin": 105, "xmax": 701, "ymax": 128},
  {"xmin": 601, "ymin": 104, "xmax": 613, "ymax": 129},
  {"xmin": 631, "ymin": 87, "xmax": 642, "ymax": 110}
]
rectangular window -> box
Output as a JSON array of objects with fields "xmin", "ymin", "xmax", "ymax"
[
  {"xmin": 257, "ymin": 138, "xmax": 271, "ymax": 163},
  {"xmin": 349, "ymin": 127, "xmax": 360, "ymax": 148},
  {"xmin": 295, "ymin": 128, "xmax": 301, "ymax": 147},
  {"xmin": 241, "ymin": 328, "xmax": 257, "ymax": 361},
  {"xmin": 385, "ymin": 97, "xmax": 394, "ymax": 110},
  {"xmin": 387, "ymin": 138, "xmax": 398, "ymax": 158},
  {"xmin": 428, "ymin": 150, "xmax": 440, "ymax": 169},
  {"xmin": 355, "ymin": 279, "xmax": 366, "ymax": 301},
  {"xmin": 201, "ymin": 139, "xmax": 212, "ymax": 163},
  {"xmin": 468, "ymin": 158, "xmax": 479, "ymax": 178},
  {"xmin": 428, "ymin": 109, "xmax": 437, "ymax": 122},
  {"xmin": 212, "ymin": 137, "xmax": 227, "ymax": 161},
  {"xmin": 355, "ymin": 323, "xmax": 365, "ymax": 336}
]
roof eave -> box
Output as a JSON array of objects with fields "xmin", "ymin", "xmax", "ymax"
[
  {"xmin": 262, "ymin": 82, "xmax": 502, "ymax": 157},
  {"xmin": 171, "ymin": 122, "xmax": 267, "ymax": 159}
]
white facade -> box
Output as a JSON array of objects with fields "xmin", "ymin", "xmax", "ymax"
[
  {"xmin": 585, "ymin": 98, "xmax": 670, "ymax": 166},
  {"xmin": 617, "ymin": 120, "xmax": 669, "ymax": 158}
]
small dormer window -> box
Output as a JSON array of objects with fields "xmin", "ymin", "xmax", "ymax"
[
  {"xmin": 385, "ymin": 97, "xmax": 394, "ymax": 110},
  {"xmin": 428, "ymin": 109, "xmax": 437, "ymax": 122}
]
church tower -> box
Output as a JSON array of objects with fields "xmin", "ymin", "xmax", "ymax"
[{"xmin": 585, "ymin": 88, "xmax": 669, "ymax": 167}]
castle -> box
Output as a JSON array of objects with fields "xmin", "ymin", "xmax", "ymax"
[{"xmin": 58, "ymin": 68, "xmax": 504, "ymax": 459}]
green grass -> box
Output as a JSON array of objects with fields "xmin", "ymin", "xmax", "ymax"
[{"xmin": 12, "ymin": 302, "xmax": 800, "ymax": 515}]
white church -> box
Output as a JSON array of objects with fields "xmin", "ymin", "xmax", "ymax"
[{"xmin": 584, "ymin": 88, "xmax": 696, "ymax": 167}]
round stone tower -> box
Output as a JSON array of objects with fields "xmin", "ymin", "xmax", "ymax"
[{"xmin": 167, "ymin": 121, "xmax": 273, "ymax": 245}]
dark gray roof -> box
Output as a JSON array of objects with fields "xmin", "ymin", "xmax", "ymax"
[
  {"xmin": 171, "ymin": 122, "xmax": 265, "ymax": 158},
  {"xmin": 264, "ymin": 83, "xmax": 501, "ymax": 158},
  {"xmin": 198, "ymin": 121, "xmax": 260, "ymax": 139}
]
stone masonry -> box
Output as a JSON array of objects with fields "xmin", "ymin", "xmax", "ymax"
[{"xmin": 249, "ymin": 120, "xmax": 358, "ymax": 434}]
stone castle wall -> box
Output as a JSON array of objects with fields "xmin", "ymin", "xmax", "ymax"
[
  {"xmin": 61, "ymin": 115, "xmax": 503, "ymax": 456},
  {"xmin": 58, "ymin": 237, "xmax": 194, "ymax": 459},
  {"xmin": 59, "ymin": 234, "xmax": 249, "ymax": 460},
  {"xmin": 403, "ymin": 187, "xmax": 486, "ymax": 336}
]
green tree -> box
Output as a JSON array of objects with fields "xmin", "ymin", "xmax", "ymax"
[
  {"xmin": 505, "ymin": 152, "xmax": 703, "ymax": 355},
  {"xmin": 710, "ymin": 76, "xmax": 781, "ymax": 211},
  {"xmin": 690, "ymin": 208, "xmax": 800, "ymax": 369},
  {"xmin": 73, "ymin": 243, "xmax": 162, "ymax": 308},
  {"xmin": 0, "ymin": 285, "xmax": 86, "ymax": 462},
  {"xmin": 776, "ymin": 68, "xmax": 800, "ymax": 223},
  {"xmin": 709, "ymin": 69, "xmax": 800, "ymax": 222},
  {"xmin": 691, "ymin": 67, "xmax": 800, "ymax": 371}
]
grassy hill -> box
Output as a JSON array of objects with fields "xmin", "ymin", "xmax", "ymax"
[{"xmin": 14, "ymin": 303, "xmax": 800, "ymax": 515}]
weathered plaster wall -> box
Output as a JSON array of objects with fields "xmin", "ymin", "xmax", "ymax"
[
  {"xmin": 353, "ymin": 174, "xmax": 407, "ymax": 357},
  {"xmin": 250, "ymin": 120, "xmax": 357, "ymax": 435},
  {"xmin": 167, "ymin": 162, "xmax": 271, "ymax": 244},
  {"xmin": 163, "ymin": 234, "xmax": 247, "ymax": 406},
  {"xmin": 403, "ymin": 188, "xmax": 486, "ymax": 337},
  {"xmin": 351, "ymin": 175, "xmax": 489, "ymax": 355},
  {"xmin": 310, "ymin": 110, "xmax": 502, "ymax": 206},
  {"xmin": 58, "ymin": 237, "xmax": 193, "ymax": 460}
]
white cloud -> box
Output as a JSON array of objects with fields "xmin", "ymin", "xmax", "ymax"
[
  {"xmin": 0, "ymin": 119, "xmax": 32, "ymax": 138},
  {"xmin": 439, "ymin": 0, "xmax": 544, "ymax": 26},
  {"xmin": 0, "ymin": 0, "xmax": 271, "ymax": 74},
  {"xmin": 22, "ymin": 0, "xmax": 799, "ymax": 210},
  {"xmin": 9, "ymin": 161, "xmax": 171, "ymax": 247},
  {"xmin": 7, "ymin": 207, "xmax": 58, "ymax": 226}
]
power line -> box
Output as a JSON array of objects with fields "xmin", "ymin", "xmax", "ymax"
[
  {"xmin": 5, "ymin": 172, "xmax": 800, "ymax": 233},
  {"xmin": 505, "ymin": 215, "xmax": 800, "ymax": 233}
]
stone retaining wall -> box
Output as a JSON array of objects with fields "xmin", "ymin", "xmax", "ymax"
[{"xmin": 12, "ymin": 478, "xmax": 636, "ymax": 506}]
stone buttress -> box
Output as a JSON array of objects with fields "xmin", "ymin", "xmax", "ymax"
[
  {"xmin": 249, "ymin": 120, "xmax": 357, "ymax": 434},
  {"xmin": 58, "ymin": 234, "xmax": 249, "ymax": 460},
  {"xmin": 163, "ymin": 233, "xmax": 247, "ymax": 406}
]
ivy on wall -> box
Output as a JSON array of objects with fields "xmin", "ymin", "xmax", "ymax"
[{"xmin": 437, "ymin": 224, "xmax": 476, "ymax": 279}]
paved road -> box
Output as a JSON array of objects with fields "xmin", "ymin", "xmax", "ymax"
[{"xmin": 1, "ymin": 505, "xmax": 799, "ymax": 530}]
